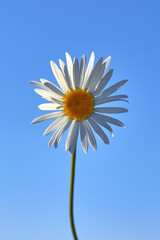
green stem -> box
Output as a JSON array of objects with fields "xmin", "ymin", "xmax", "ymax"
[{"xmin": 69, "ymin": 147, "xmax": 78, "ymax": 240}]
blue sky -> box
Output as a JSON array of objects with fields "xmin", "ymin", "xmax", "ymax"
[{"xmin": 0, "ymin": 0, "xmax": 160, "ymax": 239}]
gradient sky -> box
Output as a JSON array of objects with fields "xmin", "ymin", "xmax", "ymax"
[{"xmin": 0, "ymin": 0, "xmax": 160, "ymax": 239}]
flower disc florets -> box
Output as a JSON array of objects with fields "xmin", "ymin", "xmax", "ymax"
[{"xmin": 63, "ymin": 89, "xmax": 94, "ymax": 121}]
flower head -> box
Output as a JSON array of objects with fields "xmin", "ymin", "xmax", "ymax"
[{"xmin": 30, "ymin": 52, "xmax": 128, "ymax": 155}]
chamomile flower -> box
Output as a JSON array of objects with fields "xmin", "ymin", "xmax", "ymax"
[{"xmin": 30, "ymin": 52, "xmax": 128, "ymax": 155}]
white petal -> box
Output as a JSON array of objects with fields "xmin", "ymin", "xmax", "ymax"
[
  {"xmin": 38, "ymin": 103, "xmax": 61, "ymax": 110},
  {"xmin": 92, "ymin": 113, "xmax": 125, "ymax": 128},
  {"xmin": 43, "ymin": 115, "xmax": 67, "ymax": 136},
  {"xmin": 31, "ymin": 80, "xmax": 63, "ymax": 100},
  {"xmin": 59, "ymin": 59, "xmax": 72, "ymax": 90},
  {"xmin": 53, "ymin": 118, "xmax": 72, "ymax": 148},
  {"xmin": 34, "ymin": 89, "xmax": 63, "ymax": 104},
  {"xmin": 50, "ymin": 61, "xmax": 69, "ymax": 92},
  {"xmin": 80, "ymin": 121, "xmax": 88, "ymax": 154},
  {"xmin": 49, "ymin": 129, "xmax": 59, "ymax": 148},
  {"xmin": 83, "ymin": 120, "xmax": 97, "ymax": 150},
  {"xmin": 82, "ymin": 52, "xmax": 95, "ymax": 89},
  {"xmin": 65, "ymin": 52, "xmax": 74, "ymax": 88},
  {"xmin": 40, "ymin": 78, "xmax": 49, "ymax": 84},
  {"xmin": 91, "ymin": 114, "xmax": 114, "ymax": 136},
  {"xmin": 84, "ymin": 57, "xmax": 103, "ymax": 90},
  {"xmin": 42, "ymin": 96, "xmax": 54, "ymax": 102},
  {"xmin": 87, "ymin": 56, "xmax": 111, "ymax": 93},
  {"xmin": 40, "ymin": 78, "xmax": 63, "ymax": 95},
  {"xmin": 34, "ymin": 88, "xmax": 51, "ymax": 98},
  {"xmin": 92, "ymin": 69, "xmax": 113, "ymax": 96},
  {"xmin": 36, "ymin": 91, "xmax": 54, "ymax": 102},
  {"xmin": 79, "ymin": 55, "xmax": 86, "ymax": 88},
  {"xmin": 34, "ymin": 88, "xmax": 62, "ymax": 100},
  {"xmin": 30, "ymin": 81, "xmax": 50, "ymax": 91},
  {"xmin": 87, "ymin": 118, "xmax": 109, "ymax": 144},
  {"xmin": 99, "ymin": 80, "xmax": 128, "ymax": 98},
  {"xmin": 31, "ymin": 80, "xmax": 64, "ymax": 97},
  {"xmin": 103, "ymin": 56, "xmax": 111, "ymax": 73},
  {"xmin": 95, "ymin": 95, "xmax": 128, "ymax": 105},
  {"xmin": 95, "ymin": 107, "xmax": 128, "ymax": 114},
  {"xmin": 65, "ymin": 121, "xmax": 79, "ymax": 155},
  {"xmin": 43, "ymin": 81, "xmax": 64, "ymax": 96},
  {"xmin": 73, "ymin": 58, "xmax": 80, "ymax": 89},
  {"xmin": 32, "ymin": 111, "xmax": 64, "ymax": 124},
  {"xmin": 88, "ymin": 63, "xmax": 106, "ymax": 93}
]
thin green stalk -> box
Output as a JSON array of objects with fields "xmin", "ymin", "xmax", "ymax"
[{"xmin": 69, "ymin": 147, "xmax": 78, "ymax": 240}]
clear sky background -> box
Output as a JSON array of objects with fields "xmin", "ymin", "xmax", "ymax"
[{"xmin": 0, "ymin": 0, "xmax": 160, "ymax": 239}]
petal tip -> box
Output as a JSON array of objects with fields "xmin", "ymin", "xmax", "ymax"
[
  {"xmin": 91, "ymin": 51, "xmax": 95, "ymax": 57},
  {"xmin": 50, "ymin": 60, "xmax": 54, "ymax": 66},
  {"xmin": 54, "ymin": 142, "xmax": 58, "ymax": 148},
  {"xmin": 93, "ymin": 146, "xmax": 97, "ymax": 151},
  {"xmin": 65, "ymin": 52, "xmax": 71, "ymax": 58},
  {"xmin": 83, "ymin": 148, "xmax": 88, "ymax": 154},
  {"xmin": 59, "ymin": 59, "xmax": 63, "ymax": 65},
  {"xmin": 65, "ymin": 145, "xmax": 68, "ymax": 152}
]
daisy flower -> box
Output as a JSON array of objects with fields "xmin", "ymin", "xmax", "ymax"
[
  {"xmin": 30, "ymin": 52, "xmax": 128, "ymax": 240},
  {"xmin": 30, "ymin": 52, "xmax": 128, "ymax": 155}
]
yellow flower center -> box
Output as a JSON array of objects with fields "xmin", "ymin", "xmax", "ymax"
[{"xmin": 63, "ymin": 89, "xmax": 94, "ymax": 120}]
